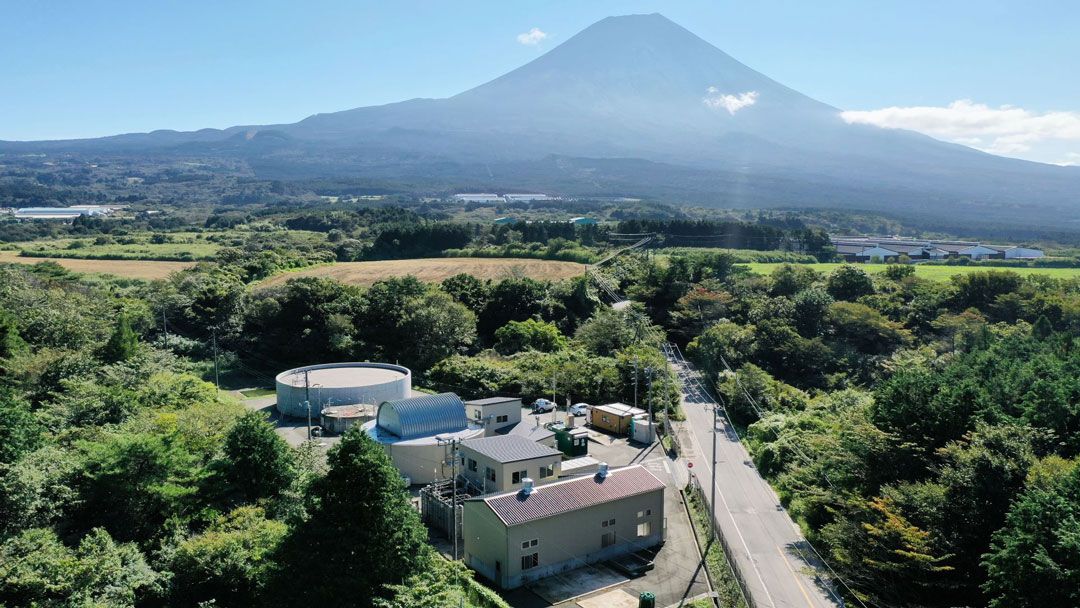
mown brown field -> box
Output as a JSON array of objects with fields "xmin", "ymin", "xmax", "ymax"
[
  {"xmin": 259, "ymin": 257, "xmax": 586, "ymax": 287},
  {"xmin": 0, "ymin": 251, "xmax": 194, "ymax": 280}
]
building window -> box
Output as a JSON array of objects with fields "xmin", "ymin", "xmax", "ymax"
[
  {"xmin": 496, "ymin": 414, "xmax": 508, "ymax": 423},
  {"xmin": 637, "ymin": 522, "xmax": 652, "ymax": 537},
  {"xmin": 486, "ymin": 467, "xmax": 496, "ymax": 483},
  {"xmin": 521, "ymin": 553, "xmax": 539, "ymax": 570},
  {"xmin": 637, "ymin": 509, "xmax": 651, "ymax": 518},
  {"xmin": 602, "ymin": 415, "xmax": 610, "ymax": 423},
  {"xmin": 512, "ymin": 470, "xmax": 528, "ymax": 484},
  {"xmin": 540, "ymin": 464, "xmax": 554, "ymax": 478},
  {"xmin": 601, "ymin": 532, "xmax": 615, "ymax": 548},
  {"xmin": 474, "ymin": 409, "xmax": 483, "ymax": 420},
  {"xmin": 467, "ymin": 459, "xmax": 477, "ymax": 472},
  {"xmin": 521, "ymin": 538, "xmax": 538, "ymax": 549},
  {"xmin": 601, "ymin": 518, "xmax": 615, "ymax": 527}
]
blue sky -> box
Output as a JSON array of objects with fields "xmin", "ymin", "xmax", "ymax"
[{"xmin": 2, "ymin": 1, "xmax": 1078, "ymax": 164}]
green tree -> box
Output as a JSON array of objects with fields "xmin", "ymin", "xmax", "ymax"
[
  {"xmin": 884, "ymin": 263, "xmax": 916, "ymax": 281},
  {"xmin": 477, "ymin": 277, "xmax": 547, "ymax": 341},
  {"xmin": 0, "ymin": 310, "xmax": 27, "ymax": 360},
  {"xmin": 0, "ymin": 388, "xmax": 42, "ymax": 465},
  {"xmin": 265, "ymin": 429, "xmax": 431, "ymax": 606},
  {"xmin": 826, "ymin": 265, "xmax": 875, "ymax": 301},
  {"xmin": 494, "ymin": 318, "xmax": 568, "ymax": 354},
  {"xmin": 716, "ymin": 363, "xmax": 808, "ymax": 425},
  {"xmin": 0, "ymin": 527, "xmax": 158, "ymax": 608},
  {"xmin": 100, "ymin": 315, "xmax": 139, "ymax": 363},
  {"xmin": 791, "ymin": 286, "xmax": 833, "ymax": 337},
  {"xmin": 440, "ymin": 273, "xmax": 491, "ymax": 314},
  {"xmin": 821, "ymin": 495, "xmax": 953, "ymax": 608},
  {"xmin": 769, "ymin": 263, "xmax": 821, "ymax": 297},
  {"xmin": 210, "ymin": 411, "xmax": 297, "ymax": 507},
  {"xmin": 70, "ymin": 433, "xmax": 200, "ymax": 544},
  {"xmin": 828, "ymin": 301, "xmax": 911, "ymax": 355},
  {"xmin": 685, "ymin": 320, "xmax": 757, "ymax": 378},
  {"xmin": 668, "ymin": 285, "xmax": 733, "ymax": 342},
  {"xmin": 982, "ymin": 460, "xmax": 1080, "ymax": 608},
  {"xmin": 1032, "ymin": 314, "xmax": 1054, "ymax": 339},
  {"xmin": 574, "ymin": 304, "xmax": 660, "ymax": 357},
  {"xmin": 377, "ymin": 558, "xmax": 511, "ymax": 608},
  {"xmin": 934, "ymin": 425, "xmax": 1036, "ymax": 601},
  {"xmin": 169, "ymin": 506, "xmax": 287, "ymax": 607},
  {"xmin": 395, "ymin": 290, "xmax": 477, "ymax": 371}
]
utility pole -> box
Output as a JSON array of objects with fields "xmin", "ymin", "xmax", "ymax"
[
  {"xmin": 551, "ymin": 373, "xmax": 557, "ymax": 424},
  {"xmin": 439, "ymin": 437, "xmax": 461, "ymax": 560},
  {"xmin": 663, "ymin": 374, "xmax": 670, "ymax": 442},
  {"xmin": 305, "ymin": 400, "xmax": 312, "ymax": 441},
  {"xmin": 711, "ymin": 403, "xmax": 718, "ymax": 541},
  {"xmin": 161, "ymin": 309, "xmax": 169, "ymax": 346},
  {"xmin": 211, "ymin": 327, "xmax": 220, "ymax": 392},
  {"xmin": 452, "ymin": 438, "xmax": 459, "ymax": 561},
  {"xmin": 633, "ymin": 357, "xmax": 639, "ymax": 409},
  {"xmin": 646, "ymin": 366, "xmax": 655, "ymax": 443}
]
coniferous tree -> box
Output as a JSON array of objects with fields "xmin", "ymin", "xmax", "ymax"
[
  {"xmin": 265, "ymin": 429, "xmax": 430, "ymax": 606},
  {"xmin": 100, "ymin": 315, "xmax": 139, "ymax": 363}
]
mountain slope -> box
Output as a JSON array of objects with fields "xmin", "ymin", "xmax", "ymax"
[{"xmin": 3, "ymin": 13, "xmax": 1078, "ymax": 228}]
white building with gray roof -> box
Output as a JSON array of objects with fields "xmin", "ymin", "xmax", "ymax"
[{"xmin": 459, "ymin": 435, "xmax": 562, "ymax": 494}]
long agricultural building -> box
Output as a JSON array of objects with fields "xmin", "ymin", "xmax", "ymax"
[{"xmin": 832, "ymin": 235, "xmax": 1044, "ymax": 262}]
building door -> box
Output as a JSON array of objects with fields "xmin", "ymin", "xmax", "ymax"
[{"xmin": 601, "ymin": 532, "xmax": 616, "ymax": 548}]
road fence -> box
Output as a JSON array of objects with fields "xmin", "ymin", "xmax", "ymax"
[{"xmin": 686, "ymin": 472, "xmax": 755, "ymax": 608}]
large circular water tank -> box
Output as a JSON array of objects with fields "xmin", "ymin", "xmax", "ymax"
[{"xmin": 275, "ymin": 362, "xmax": 411, "ymax": 418}]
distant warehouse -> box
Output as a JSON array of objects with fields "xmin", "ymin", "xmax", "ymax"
[
  {"xmin": 14, "ymin": 205, "xmax": 115, "ymax": 220},
  {"xmin": 832, "ymin": 235, "xmax": 1043, "ymax": 262}
]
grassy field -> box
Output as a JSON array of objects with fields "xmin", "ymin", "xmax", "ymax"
[
  {"xmin": 0, "ymin": 251, "xmax": 194, "ymax": 280},
  {"xmin": 16, "ymin": 236, "xmax": 219, "ymax": 261},
  {"xmin": 259, "ymin": 257, "xmax": 586, "ymax": 287},
  {"xmin": 741, "ymin": 262, "xmax": 1080, "ymax": 281}
]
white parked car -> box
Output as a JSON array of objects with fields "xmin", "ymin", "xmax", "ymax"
[
  {"xmin": 532, "ymin": 398, "xmax": 556, "ymax": 412},
  {"xmin": 569, "ymin": 403, "xmax": 590, "ymax": 417}
]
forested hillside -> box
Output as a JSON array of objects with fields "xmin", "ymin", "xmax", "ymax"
[{"xmin": 599, "ymin": 255, "xmax": 1080, "ymax": 608}]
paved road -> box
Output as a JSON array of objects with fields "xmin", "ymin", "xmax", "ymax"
[{"xmin": 669, "ymin": 350, "xmax": 843, "ymax": 608}]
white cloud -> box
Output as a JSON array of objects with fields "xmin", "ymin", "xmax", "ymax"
[
  {"xmin": 516, "ymin": 27, "xmax": 548, "ymax": 46},
  {"xmin": 703, "ymin": 89, "xmax": 759, "ymax": 115},
  {"xmin": 1061, "ymin": 152, "xmax": 1080, "ymax": 167},
  {"xmin": 841, "ymin": 100, "xmax": 1080, "ymax": 161}
]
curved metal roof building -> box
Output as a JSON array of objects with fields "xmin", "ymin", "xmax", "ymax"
[{"xmin": 376, "ymin": 392, "xmax": 468, "ymax": 440}]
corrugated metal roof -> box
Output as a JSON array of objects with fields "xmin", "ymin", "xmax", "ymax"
[
  {"xmin": 460, "ymin": 435, "xmax": 561, "ymax": 463},
  {"xmin": 376, "ymin": 392, "xmax": 467, "ymax": 439},
  {"xmin": 592, "ymin": 403, "xmax": 647, "ymax": 417},
  {"xmin": 478, "ymin": 465, "xmax": 664, "ymax": 526}
]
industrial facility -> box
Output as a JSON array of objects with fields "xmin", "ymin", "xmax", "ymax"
[
  {"xmin": 362, "ymin": 392, "xmax": 485, "ymax": 485},
  {"xmin": 274, "ymin": 362, "xmax": 411, "ymax": 418}
]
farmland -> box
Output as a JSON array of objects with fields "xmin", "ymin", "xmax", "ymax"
[
  {"xmin": 740, "ymin": 262, "xmax": 1080, "ymax": 281},
  {"xmin": 259, "ymin": 257, "xmax": 586, "ymax": 287},
  {"xmin": 13, "ymin": 232, "xmax": 220, "ymax": 261},
  {"xmin": 0, "ymin": 251, "xmax": 194, "ymax": 279}
]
